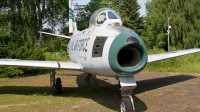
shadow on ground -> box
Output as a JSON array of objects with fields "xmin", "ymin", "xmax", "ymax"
[
  {"xmin": 0, "ymin": 73, "xmax": 196, "ymax": 111},
  {"xmin": 135, "ymin": 74, "xmax": 196, "ymax": 94}
]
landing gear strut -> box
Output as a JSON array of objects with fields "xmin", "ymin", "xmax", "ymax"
[
  {"xmin": 85, "ymin": 73, "xmax": 98, "ymax": 87},
  {"xmin": 50, "ymin": 69, "xmax": 62, "ymax": 94},
  {"xmin": 119, "ymin": 76, "xmax": 137, "ymax": 112}
]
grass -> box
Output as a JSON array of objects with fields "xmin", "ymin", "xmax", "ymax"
[
  {"xmin": 144, "ymin": 52, "xmax": 200, "ymax": 73},
  {"xmin": 0, "ymin": 78, "xmax": 9, "ymax": 81},
  {"xmin": 0, "ymin": 87, "xmax": 121, "ymax": 112},
  {"xmin": 0, "ymin": 94, "xmax": 69, "ymax": 111},
  {"xmin": 0, "ymin": 73, "xmax": 122, "ymax": 112}
]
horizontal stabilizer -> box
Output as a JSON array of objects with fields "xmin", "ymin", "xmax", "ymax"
[
  {"xmin": 0, "ymin": 59, "xmax": 81, "ymax": 70},
  {"xmin": 38, "ymin": 31, "xmax": 71, "ymax": 39},
  {"xmin": 148, "ymin": 48, "xmax": 200, "ymax": 63}
]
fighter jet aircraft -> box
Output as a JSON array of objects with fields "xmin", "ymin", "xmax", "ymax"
[{"xmin": 1, "ymin": 0, "xmax": 200, "ymax": 112}]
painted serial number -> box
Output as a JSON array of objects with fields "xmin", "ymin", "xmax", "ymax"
[{"xmin": 70, "ymin": 38, "xmax": 90, "ymax": 52}]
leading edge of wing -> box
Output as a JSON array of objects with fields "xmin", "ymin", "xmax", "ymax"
[
  {"xmin": 0, "ymin": 59, "xmax": 82, "ymax": 70},
  {"xmin": 148, "ymin": 48, "xmax": 200, "ymax": 63}
]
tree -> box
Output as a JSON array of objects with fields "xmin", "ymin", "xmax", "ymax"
[
  {"xmin": 74, "ymin": 0, "xmax": 102, "ymax": 30},
  {"xmin": 109, "ymin": 0, "xmax": 144, "ymax": 35},
  {"xmin": 167, "ymin": 0, "xmax": 200, "ymax": 49},
  {"xmin": 37, "ymin": 0, "xmax": 69, "ymax": 48},
  {"xmin": 2, "ymin": 0, "xmax": 69, "ymax": 48},
  {"xmin": 144, "ymin": 0, "xmax": 200, "ymax": 50},
  {"xmin": 143, "ymin": 0, "xmax": 169, "ymax": 49},
  {"xmin": 0, "ymin": 0, "xmax": 69, "ymax": 78}
]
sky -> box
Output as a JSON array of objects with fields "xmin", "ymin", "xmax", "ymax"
[{"xmin": 73, "ymin": 0, "xmax": 147, "ymax": 16}]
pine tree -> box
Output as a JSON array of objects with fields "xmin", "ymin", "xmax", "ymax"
[{"xmin": 117, "ymin": 0, "xmax": 144, "ymax": 34}]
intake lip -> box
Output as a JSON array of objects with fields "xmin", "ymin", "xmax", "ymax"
[{"xmin": 108, "ymin": 32, "xmax": 147, "ymax": 75}]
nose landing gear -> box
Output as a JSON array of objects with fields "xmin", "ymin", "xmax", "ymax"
[{"xmin": 119, "ymin": 76, "xmax": 137, "ymax": 112}]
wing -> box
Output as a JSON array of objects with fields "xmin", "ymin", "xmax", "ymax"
[
  {"xmin": 148, "ymin": 48, "xmax": 200, "ymax": 63},
  {"xmin": 0, "ymin": 59, "xmax": 82, "ymax": 70}
]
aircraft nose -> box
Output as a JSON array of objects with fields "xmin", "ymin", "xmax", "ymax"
[{"xmin": 108, "ymin": 32, "xmax": 148, "ymax": 75}]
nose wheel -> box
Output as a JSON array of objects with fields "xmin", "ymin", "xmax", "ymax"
[{"xmin": 120, "ymin": 90, "xmax": 135, "ymax": 112}]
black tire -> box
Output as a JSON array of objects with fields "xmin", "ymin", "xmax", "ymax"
[
  {"xmin": 120, "ymin": 96, "xmax": 134, "ymax": 112},
  {"xmin": 56, "ymin": 78, "xmax": 62, "ymax": 94}
]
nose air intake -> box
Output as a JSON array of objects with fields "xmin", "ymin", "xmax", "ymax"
[
  {"xmin": 117, "ymin": 37, "xmax": 141, "ymax": 67},
  {"xmin": 117, "ymin": 46, "xmax": 141, "ymax": 67},
  {"xmin": 109, "ymin": 32, "xmax": 147, "ymax": 75}
]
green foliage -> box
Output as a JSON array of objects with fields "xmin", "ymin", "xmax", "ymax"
[
  {"xmin": 110, "ymin": 0, "xmax": 144, "ymax": 35},
  {"xmin": 74, "ymin": 0, "xmax": 102, "ymax": 30},
  {"xmin": 144, "ymin": 0, "xmax": 200, "ymax": 50},
  {"xmin": 0, "ymin": 11, "xmax": 11, "ymax": 37},
  {"xmin": 44, "ymin": 52, "xmax": 67, "ymax": 61},
  {"xmin": 1, "ymin": 0, "xmax": 200, "ymax": 78},
  {"xmin": 147, "ymin": 46, "xmax": 165, "ymax": 54},
  {"xmin": 0, "ymin": 46, "xmax": 46, "ymax": 78},
  {"xmin": 145, "ymin": 52, "xmax": 200, "ymax": 73},
  {"xmin": 143, "ymin": 0, "xmax": 200, "ymax": 73},
  {"xmin": 1, "ymin": 44, "xmax": 46, "ymax": 60},
  {"xmin": 0, "ymin": 67, "xmax": 23, "ymax": 78},
  {"xmin": 74, "ymin": 4, "xmax": 89, "ymax": 30},
  {"xmin": 0, "ymin": 0, "xmax": 69, "ymax": 48},
  {"xmin": 0, "ymin": 0, "xmax": 69, "ymax": 78}
]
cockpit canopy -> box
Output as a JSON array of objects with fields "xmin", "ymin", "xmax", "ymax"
[{"xmin": 89, "ymin": 8, "xmax": 122, "ymax": 27}]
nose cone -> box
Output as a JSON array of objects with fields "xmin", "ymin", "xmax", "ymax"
[{"xmin": 108, "ymin": 32, "xmax": 147, "ymax": 75}]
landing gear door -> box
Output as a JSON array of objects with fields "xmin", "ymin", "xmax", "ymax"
[{"xmin": 119, "ymin": 76, "xmax": 137, "ymax": 90}]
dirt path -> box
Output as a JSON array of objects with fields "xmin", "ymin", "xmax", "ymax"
[{"xmin": 0, "ymin": 71, "xmax": 200, "ymax": 112}]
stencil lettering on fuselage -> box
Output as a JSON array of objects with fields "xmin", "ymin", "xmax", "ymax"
[{"xmin": 71, "ymin": 38, "xmax": 90, "ymax": 52}]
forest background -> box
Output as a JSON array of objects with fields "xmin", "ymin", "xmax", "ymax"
[{"xmin": 0, "ymin": 0, "xmax": 200, "ymax": 78}]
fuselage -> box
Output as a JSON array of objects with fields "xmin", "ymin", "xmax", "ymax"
[{"xmin": 67, "ymin": 8, "xmax": 148, "ymax": 77}]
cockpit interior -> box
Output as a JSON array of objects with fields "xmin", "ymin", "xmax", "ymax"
[{"xmin": 89, "ymin": 8, "xmax": 122, "ymax": 27}]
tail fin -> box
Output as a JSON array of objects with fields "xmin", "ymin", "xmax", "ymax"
[{"xmin": 69, "ymin": 0, "xmax": 77, "ymax": 34}]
